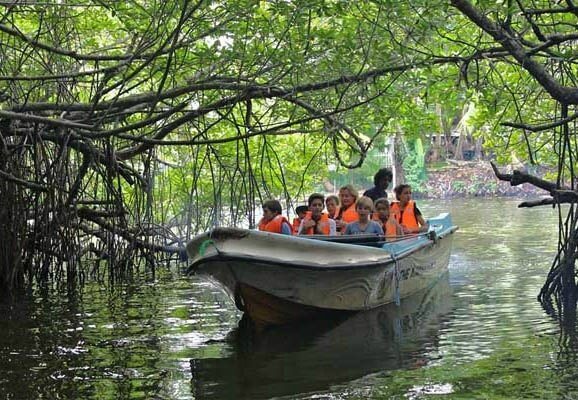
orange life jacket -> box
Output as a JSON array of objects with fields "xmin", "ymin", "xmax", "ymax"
[
  {"xmin": 339, "ymin": 204, "xmax": 358, "ymax": 224},
  {"xmin": 385, "ymin": 219, "xmax": 398, "ymax": 238},
  {"xmin": 302, "ymin": 211, "xmax": 331, "ymax": 235},
  {"xmin": 337, "ymin": 204, "xmax": 358, "ymax": 233},
  {"xmin": 292, "ymin": 217, "xmax": 302, "ymax": 235},
  {"xmin": 258, "ymin": 214, "xmax": 290, "ymax": 234},
  {"xmin": 390, "ymin": 200, "xmax": 419, "ymax": 231},
  {"xmin": 372, "ymin": 213, "xmax": 398, "ymax": 238}
]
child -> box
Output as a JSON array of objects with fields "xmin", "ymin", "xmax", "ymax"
[
  {"xmin": 391, "ymin": 184, "xmax": 429, "ymax": 234},
  {"xmin": 298, "ymin": 193, "xmax": 336, "ymax": 235},
  {"xmin": 258, "ymin": 199, "xmax": 292, "ymax": 235},
  {"xmin": 325, "ymin": 195, "xmax": 340, "ymax": 220},
  {"xmin": 292, "ymin": 205, "xmax": 309, "ymax": 235},
  {"xmin": 344, "ymin": 196, "xmax": 384, "ymax": 235},
  {"xmin": 373, "ymin": 198, "xmax": 403, "ymax": 239}
]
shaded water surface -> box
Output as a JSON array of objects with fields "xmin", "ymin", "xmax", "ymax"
[{"xmin": 0, "ymin": 198, "xmax": 574, "ymax": 399}]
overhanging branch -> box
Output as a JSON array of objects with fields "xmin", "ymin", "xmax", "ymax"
[{"xmin": 491, "ymin": 162, "xmax": 578, "ymax": 207}]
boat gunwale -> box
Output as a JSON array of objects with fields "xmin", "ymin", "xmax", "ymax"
[{"xmin": 188, "ymin": 226, "xmax": 458, "ymax": 272}]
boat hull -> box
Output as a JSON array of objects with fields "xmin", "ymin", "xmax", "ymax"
[
  {"xmin": 237, "ymin": 283, "xmax": 349, "ymax": 326},
  {"xmin": 188, "ymin": 214, "xmax": 457, "ymax": 326}
]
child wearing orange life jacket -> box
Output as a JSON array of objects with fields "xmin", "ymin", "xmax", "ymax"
[
  {"xmin": 292, "ymin": 205, "xmax": 309, "ymax": 235},
  {"xmin": 390, "ymin": 184, "xmax": 429, "ymax": 234},
  {"xmin": 298, "ymin": 193, "xmax": 336, "ymax": 235},
  {"xmin": 258, "ymin": 199, "xmax": 292, "ymax": 235},
  {"xmin": 373, "ymin": 198, "xmax": 403, "ymax": 240}
]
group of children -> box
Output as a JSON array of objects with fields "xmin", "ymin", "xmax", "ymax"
[{"xmin": 258, "ymin": 168, "xmax": 429, "ymax": 239}]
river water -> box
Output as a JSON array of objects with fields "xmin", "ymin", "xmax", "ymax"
[{"xmin": 1, "ymin": 198, "xmax": 575, "ymax": 399}]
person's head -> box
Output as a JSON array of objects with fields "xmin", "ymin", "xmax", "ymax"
[
  {"xmin": 374, "ymin": 168, "xmax": 393, "ymax": 189},
  {"xmin": 355, "ymin": 196, "xmax": 374, "ymax": 218},
  {"xmin": 307, "ymin": 193, "xmax": 325, "ymax": 217},
  {"xmin": 394, "ymin": 184, "xmax": 412, "ymax": 204},
  {"xmin": 262, "ymin": 199, "xmax": 282, "ymax": 222},
  {"xmin": 325, "ymin": 195, "xmax": 339, "ymax": 215},
  {"xmin": 339, "ymin": 184, "xmax": 358, "ymax": 208},
  {"xmin": 374, "ymin": 197, "xmax": 390, "ymax": 220},
  {"xmin": 296, "ymin": 205, "xmax": 309, "ymax": 219}
]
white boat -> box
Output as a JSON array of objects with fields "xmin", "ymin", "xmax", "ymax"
[{"xmin": 187, "ymin": 213, "xmax": 457, "ymax": 326}]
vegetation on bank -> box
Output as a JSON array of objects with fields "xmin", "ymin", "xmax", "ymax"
[{"xmin": 418, "ymin": 161, "xmax": 550, "ymax": 199}]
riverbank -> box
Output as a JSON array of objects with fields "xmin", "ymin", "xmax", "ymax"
[{"xmin": 416, "ymin": 160, "xmax": 550, "ymax": 199}]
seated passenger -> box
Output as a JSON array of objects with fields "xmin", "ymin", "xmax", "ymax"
[
  {"xmin": 258, "ymin": 199, "xmax": 292, "ymax": 235},
  {"xmin": 390, "ymin": 184, "xmax": 429, "ymax": 234},
  {"xmin": 344, "ymin": 196, "xmax": 384, "ymax": 235},
  {"xmin": 373, "ymin": 198, "xmax": 403, "ymax": 239},
  {"xmin": 335, "ymin": 184, "xmax": 359, "ymax": 233},
  {"xmin": 325, "ymin": 195, "xmax": 340, "ymax": 220},
  {"xmin": 292, "ymin": 205, "xmax": 309, "ymax": 235},
  {"xmin": 298, "ymin": 193, "xmax": 336, "ymax": 235}
]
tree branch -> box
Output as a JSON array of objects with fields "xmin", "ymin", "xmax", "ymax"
[
  {"xmin": 490, "ymin": 161, "xmax": 560, "ymax": 192},
  {"xmin": 492, "ymin": 162, "xmax": 578, "ymax": 208},
  {"xmin": 451, "ymin": 0, "xmax": 578, "ymax": 104},
  {"xmin": 501, "ymin": 111, "xmax": 578, "ymax": 132}
]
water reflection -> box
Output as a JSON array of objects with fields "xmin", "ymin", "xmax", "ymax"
[
  {"xmin": 0, "ymin": 276, "xmax": 238, "ymax": 400},
  {"xmin": 190, "ymin": 275, "xmax": 453, "ymax": 400}
]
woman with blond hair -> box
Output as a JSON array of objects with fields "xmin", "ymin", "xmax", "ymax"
[{"xmin": 335, "ymin": 184, "xmax": 359, "ymax": 233}]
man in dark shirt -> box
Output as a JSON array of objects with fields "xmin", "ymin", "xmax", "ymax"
[{"xmin": 363, "ymin": 168, "xmax": 393, "ymax": 201}]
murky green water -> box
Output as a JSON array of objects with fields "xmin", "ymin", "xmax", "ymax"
[{"xmin": 1, "ymin": 198, "xmax": 574, "ymax": 399}]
